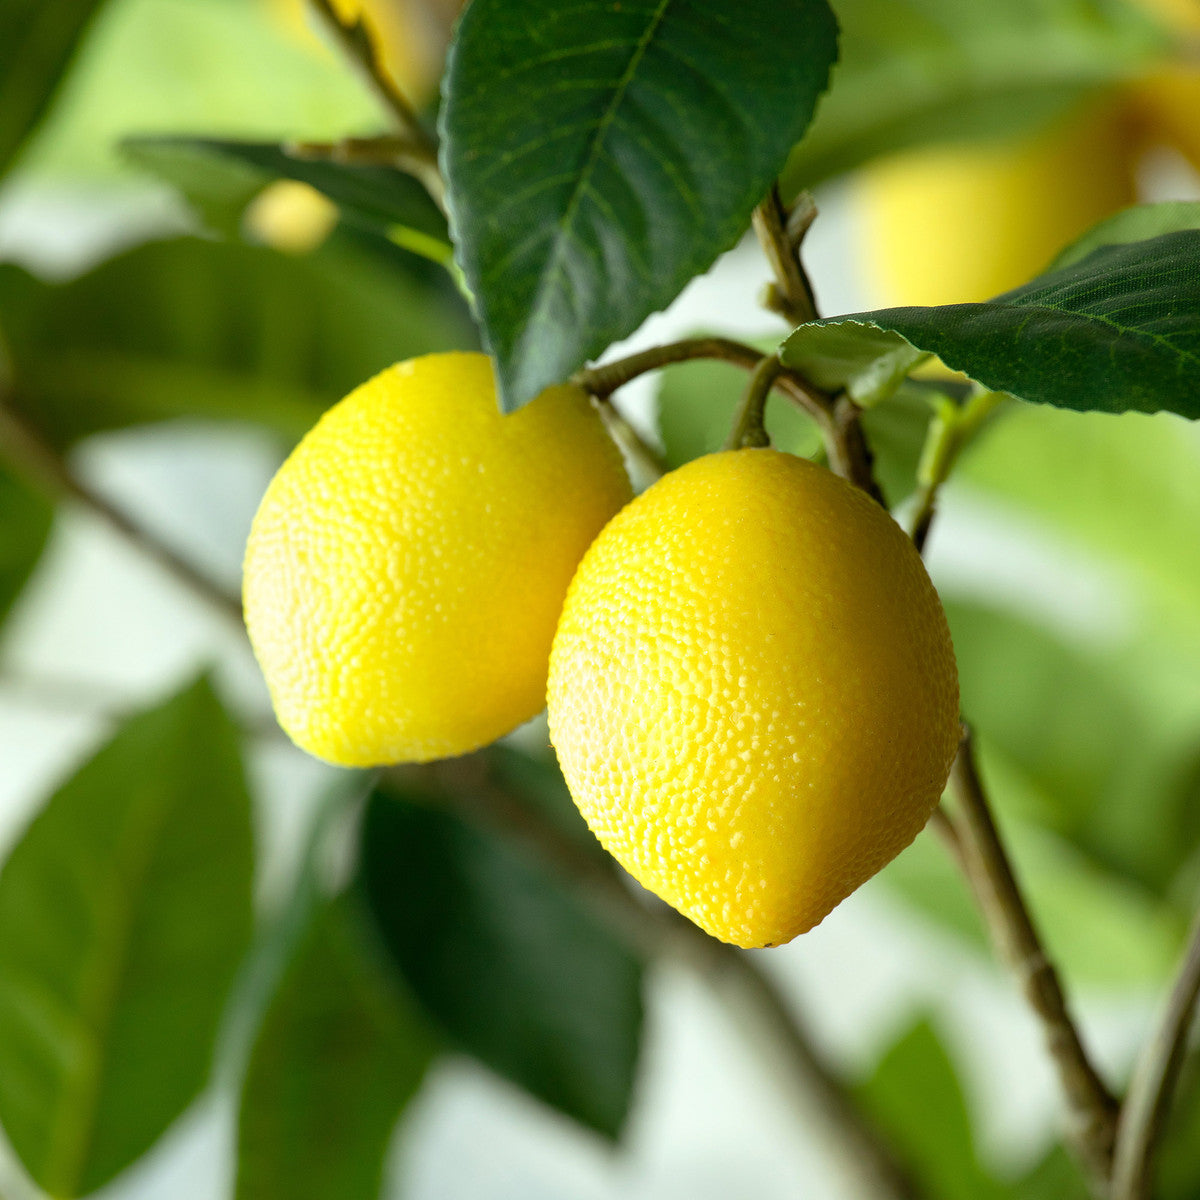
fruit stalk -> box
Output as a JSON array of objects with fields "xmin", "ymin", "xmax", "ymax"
[{"xmin": 1111, "ymin": 906, "xmax": 1200, "ymax": 1200}]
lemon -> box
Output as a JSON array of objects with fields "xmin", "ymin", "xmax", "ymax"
[
  {"xmin": 857, "ymin": 101, "xmax": 1138, "ymax": 306},
  {"xmin": 547, "ymin": 450, "xmax": 959, "ymax": 948},
  {"xmin": 244, "ymin": 180, "xmax": 340, "ymax": 254},
  {"xmin": 244, "ymin": 352, "xmax": 631, "ymax": 766}
]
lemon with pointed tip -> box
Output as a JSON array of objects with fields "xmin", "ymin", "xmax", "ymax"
[
  {"xmin": 244, "ymin": 352, "xmax": 632, "ymax": 766},
  {"xmin": 548, "ymin": 449, "xmax": 959, "ymax": 948}
]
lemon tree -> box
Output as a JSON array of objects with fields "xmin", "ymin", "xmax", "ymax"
[{"xmin": 2, "ymin": 2, "xmax": 1200, "ymax": 1200}]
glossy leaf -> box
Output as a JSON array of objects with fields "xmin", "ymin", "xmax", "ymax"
[
  {"xmin": 359, "ymin": 785, "xmax": 645, "ymax": 1139},
  {"xmin": 782, "ymin": 231, "xmax": 1200, "ymax": 420},
  {"xmin": 0, "ymin": 0, "xmax": 110, "ymax": 178},
  {"xmin": 858, "ymin": 1019, "xmax": 1007, "ymax": 1200},
  {"xmin": 123, "ymin": 137, "xmax": 447, "ymax": 244},
  {"xmin": 0, "ymin": 236, "xmax": 471, "ymax": 449},
  {"xmin": 236, "ymin": 897, "xmax": 436, "ymax": 1200},
  {"xmin": 441, "ymin": 0, "xmax": 839, "ymax": 410},
  {"xmin": 0, "ymin": 463, "xmax": 53, "ymax": 629},
  {"xmin": 0, "ymin": 677, "xmax": 255, "ymax": 1197},
  {"xmin": 783, "ymin": 0, "xmax": 1166, "ymax": 190}
]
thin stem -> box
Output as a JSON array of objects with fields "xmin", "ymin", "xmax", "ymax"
[
  {"xmin": 724, "ymin": 354, "xmax": 783, "ymax": 450},
  {"xmin": 909, "ymin": 388, "xmax": 1005, "ymax": 553},
  {"xmin": 400, "ymin": 754, "xmax": 923, "ymax": 1200},
  {"xmin": 949, "ymin": 728, "xmax": 1118, "ymax": 1190},
  {"xmin": 596, "ymin": 402, "xmax": 665, "ymax": 485},
  {"xmin": 572, "ymin": 336, "xmax": 775, "ymax": 398},
  {"xmin": 752, "ymin": 184, "xmax": 818, "ymax": 326},
  {"xmin": 305, "ymin": 0, "xmax": 445, "ymax": 209},
  {"xmin": 0, "ymin": 403, "xmax": 243, "ymax": 625},
  {"xmin": 1111, "ymin": 908, "xmax": 1200, "ymax": 1200},
  {"xmin": 826, "ymin": 393, "xmax": 886, "ymax": 505}
]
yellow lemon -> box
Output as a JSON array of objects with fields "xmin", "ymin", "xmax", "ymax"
[
  {"xmin": 1130, "ymin": 66, "xmax": 1200, "ymax": 172},
  {"xmin": 244, "ymin": 352, "xmax": 631, "ymax": 766},
  {"xmin": 244, "ymin": 180, "xmax": 340, "ymax": 254},
  {"xmin": 547, "ymin": 450, "xmax": 959, "ymax": 948},
  {"xmin": 857, "ymin": 101, "xmax": 1138, "ymax": 306},
  {"xmin": 266, "ymin": 0, "xmax": 461, "ymax": 101}
]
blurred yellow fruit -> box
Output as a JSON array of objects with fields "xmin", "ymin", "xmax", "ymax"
[
  {"xmin": 548, "ymin": 449, "xmax": 959, "ymax": 948},
  {"xmin": 244, "ymin": 352, "xmax": 632, "ymax": 766},
  {"xmin": 858, "ymin": 102, "xmax": 1138, "ymax": 306},
  {"xmin": 244, "ymin": 180, "xmax": 340, "ymax": 254},
  {"xmin": 265, "ymin": 0, "xmax": 462, "ymax": 100},
  {"xmin": 1130, "ymin": 66, "xmax": 1200, "ymax": 171}
]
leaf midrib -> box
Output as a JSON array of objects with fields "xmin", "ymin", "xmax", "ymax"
[{"xmin": 519, "ymin": 0, "xmax": 674, "ymax": 346}]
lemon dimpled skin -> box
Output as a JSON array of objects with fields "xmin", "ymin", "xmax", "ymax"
[
  {"xmin": 244, "ymin": 352, "xmax": 632, "ymax": 767},
  {"xmin": 548, "ymin": 450, "xmax": 959, "ymax": 949}
]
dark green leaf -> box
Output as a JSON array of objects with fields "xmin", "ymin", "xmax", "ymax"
[
  {"xmin": 123, "ymin": 137, "xmax": 447, "ymax": 245},
  {"xmin": 0, "ymin": 676, "xmax": 255, "ymax": 1196},
  {"xmin": 441, "ymin": 0, "xmax": 839, "ymax": 411},
  {"xmin": 236, "ymin": 896, "xmax": 435, "ymax": 1200},
  {"xmin": 858, "ymin": 1018, "xmax": 1007, "ymax": 1200},
  {"xmin": 783, "ymin": 0, "xmax": 1167, "ymax": 190},
  {"xmin": 359, "ymin": 785, "xmax": 644, "ymax": 1139},
  {"xmin": 1047, "ymin": 200, "xmax": 1200, "ymax": 272},
  {"xmin": 782, "ymin": 231, "xmax": 1200, "ymax": 420},
  {"xmin": 0, "ymin": 463, "xmax": 53, "ymax": 629},
  {"xmin": 0, "ymin": 236, "xmax": 471, "ymax": 449},
  {"xmin": 0, "ymin": 0, "xmax": 110, "ymax": 178}
]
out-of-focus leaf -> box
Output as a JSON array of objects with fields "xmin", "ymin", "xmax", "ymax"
[
  {"xmin": 0, "ymin": 236, "xmax": 471, "ymax": 449},
  {"xmin": 0, "ymin": 463, "xmax": 53, "ymax": 629},
  {"xmin": 857, "ymin": 1018, "xmax": 1007, "ymax": 1200},
  {"xmin": 0, "ymin": 676, "xmax": 254, "ymax": 1197},
  {"xmin": 1007, "ymin": 1145, "xmax": 1089, "ymax": 1199},
  {"xmin": 123, "ymin": 137, "xmax": 447, "ymax": 244},
  {"xmin": 950, "ymin": 599, "xmax": 1200, "ymax": 895},
  {"xmin": 860, "ymin": 381, "xmax": 935, "ymax": 506},
  {"xmin": 359, "ymin": 784, "xmax": 644, "ymax": 1140},
  {"xmin": 235, "ymin": 896, "xmax": 436, "ymax": 1200},
  {"xmin": 959, "ymin": 401, "xmax": 1200, "ymax": 639},
  {"xmin": 441, "ymin": 0, "xmax": 839, "ymax": 410},
  {"xmin": 0, "ymin": 0, "xmax": 110, "ymax": 179},
  {"xmin": 783, "ymin": 0, "xmax": 1167, "ymax": 190},
  {"xmin": 1047, "ymin": 200, "xmax": 1200, "ymax": 271},
  {"xmin": 783, "ymin": 231, "xmax": 1200, "ymax": 420},
  {"xmin": 1157, "ymin": 1052, "xmax": 1200, "ymax": 1200},
  {"xmin": 16, "ymin": 0, "xmax": 378, "ymax": 180}
]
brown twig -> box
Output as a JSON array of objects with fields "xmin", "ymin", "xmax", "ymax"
[
  {"xmin": 305, "ymin": 0, "xmax": 445, "ymax": 209},
  {"xmin": 948, "ymin": 728, "xmax": 1119, "ymax": 1190},
  {"xmin": 0, "ymin": 402, "xmax": 243, "ymax": 625},
  {"xmin": 724, "ymin": 353, "xmax": 783, "ymax": 450},
  {"xmin": 1111, "ymin": 907, "xmax": 1200, "ymax": 1200},
  {"xmin": 752, "ymin": 184, "xmax": 818, "ymax": 327}
]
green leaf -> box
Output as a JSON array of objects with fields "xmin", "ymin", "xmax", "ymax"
[
  {"xmin": 1006, "ymin": 1145, "xmax": 1089, "ymax": 1200},
  {"xmin": 1046, "ymin": 200, "xmax": 1200, "ymax": 272},
  {"xmin": 0, "ymin": 0, "xmax": 110, "ymax": 179},
  {"xmin": 123, "ymin": 137, "xmax": 447, "ymax": 245},
  {"xmin": 783, "ymin": 0, "xmax": 1167, "ymax": 190},
  {"xmin": 235, "ymin": 896, "xmax": 436, "ymax": 1200},
  {"xmin": 0, "ymin": 676, "xmax": 255, "ymax": 1197},
  {"xmin": 857, "ymin": 1018, "xmax": 1007, "ymax": 1200},
  {"xmin": 0, "ymin": 463, "xmax": 53, "ymax": 630},
  {"xmin": 0, "ymin": 236, "xmax": 472, "ymax": 449},
  {"xmin": 359, "ymin": 784, "xmax": 645, "ymax": 1139},
  {"xmin": 1157, "ymin": 1052, "xmax": 1200, "ymax": 1200},
  {"xmin": 778, "ymin": 320, "xmax": 927, "ymax": 407},
  {"xmin": 441, "ymin": 0, "xmax": 839, "ymax": 411},
  {"xmin": 782, "ymin": 231, "xmax": 1200, "ymax": 420}
]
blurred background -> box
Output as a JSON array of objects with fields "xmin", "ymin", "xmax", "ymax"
[{"xmin": 2, "ymin": 0, "xmax": 1200, "ymax": 1197}]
